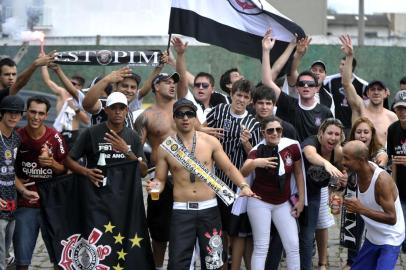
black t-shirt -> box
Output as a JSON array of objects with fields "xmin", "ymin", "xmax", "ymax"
[
  {"xmin": 319, "ymin": 87, "xmax": 333, "ymax": 109},
  {"xmin": 281, "ymin": 121, "xmax": 299, "ymax": 141},
  {"xmin": 210, "ymin": 91, "xmax": 231, "ymax": 107},
  {"xmin": 324, "ymin": 74, "xmax": 366, "ymax": 129},
  {"xmin": 276, "ymin": 92, "xmax": 333, "ymax": 142},
  {"xmin": 69, "ymin": 122, "xmax": 144, "ymax": 168},
  {"xmin": 301, "ymin": 136, "xmax": 335, "ymax": 199},
  {"xmin": 0, "ymin": 88, "xmax": 10, "ymax": 103},
  {"xmin": 387, "ymin": 121, "xmax": 406, "ymax": 201},
  {"xmin": 0, "ymin": 130, "xmax": 20, "ymax": 219}
]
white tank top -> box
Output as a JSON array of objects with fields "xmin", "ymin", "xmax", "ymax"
[{"xmin": 358, "ymin": 162, "xmax": 405, "ymax": 246}]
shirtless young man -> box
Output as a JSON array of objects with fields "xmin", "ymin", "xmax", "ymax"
[
  {"xmin": 340, "ymin": 35, "xmax": 398, "ymax": 145},
  {"xmin": 146, "ymin": 98, "xmax": 256, "ymax": 270},
  {"xmin": 134, "ymin": 72, "xmax": 180, "ymax": 269}
]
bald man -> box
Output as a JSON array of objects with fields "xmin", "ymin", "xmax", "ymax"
[{"xmin": 342, "ymin": 141, "xmax": 405, "ymax": 270}]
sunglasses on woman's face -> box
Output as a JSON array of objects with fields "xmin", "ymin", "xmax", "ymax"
[
  {"xmin": 174, "ymin": 110, "xmax": 197, "ymax": 119},
  {"xmin": 264, "ymin": 127, "xmax": 283, "ymax": 135}
]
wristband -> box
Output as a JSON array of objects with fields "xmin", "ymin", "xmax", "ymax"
[{"xmin": 239, "ymin": 183, "xmax": 250, "ymax": 190}]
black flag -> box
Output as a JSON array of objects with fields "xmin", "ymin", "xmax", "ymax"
[{"xmin": 37, "ymin": 160, "xmax": 154, "ymax": 270}]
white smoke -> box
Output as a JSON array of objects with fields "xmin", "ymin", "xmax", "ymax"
[{"xmin": 20, "ymin": 30, "xmax": 44, "ymax": 42}]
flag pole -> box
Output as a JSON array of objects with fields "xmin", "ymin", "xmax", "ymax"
[{"xmin": 167, "ymin": 33, "xmax": 172, "ymax": 52}]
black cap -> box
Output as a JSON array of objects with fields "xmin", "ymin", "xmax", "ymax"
[
  {"xmin": 0, "ymin": 95, "xmax": 25, "ymax": 112},
  {"xmin": 152, "ymin": 72, "xmax": 180, "ymax": 91},
  {"xmin": 364, "ymin": 80, "xmax": 386, "ymax": 95},
  {"xmin": 310, "ymin": 60, "xmax": 326, "ymax": 72},
  {"xmin": 173, "ymin": 98, "xmax": 197, "ymax": 113}
]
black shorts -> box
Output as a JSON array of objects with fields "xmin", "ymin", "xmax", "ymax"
[
  {"xmin": 168, "ymin": 203, "xmax": 225, "ymax": 270},
  {"xmin": 217, "ymin": 197, "xmax": 232, "ymax": 233},
  {"xmin": 147, "ymin": 178, "xmax": 173, "ymax": 242}
]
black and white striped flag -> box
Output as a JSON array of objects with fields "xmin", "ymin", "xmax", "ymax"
[{"xmin": 169, "ymin": 0, "xmax": 305, "ymax": 63}]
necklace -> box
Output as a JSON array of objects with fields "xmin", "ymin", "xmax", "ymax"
[
  {"xmin": 0, "ymin": 131, "xmax": 13, "ymax": 149},
  {"xmin": 176, "ymin": 132, "xmax": 197, "ymax": 183}
]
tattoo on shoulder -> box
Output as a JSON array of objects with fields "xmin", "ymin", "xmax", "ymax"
[{"xmin": 134, "ymin": 112, "xmax": 148, "ymax": 138}]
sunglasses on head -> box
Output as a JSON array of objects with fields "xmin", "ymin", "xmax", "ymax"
[
  {"xmin": 264, "ymin": 127, "xmax": 283, "ymax": 135},
  {"xmin": 194, "ymin": 82, "xmax": 210, "ymax": 89},
  {"xmin": 297, "ymin": 80, "xmax": 317, "ymax": 88},
  {"xmin": 174, "ymin": 110, "xmax": 197, "ymax": 119}
]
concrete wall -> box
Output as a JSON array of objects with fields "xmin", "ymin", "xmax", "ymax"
[{"xmin": 269, "ymin": 0, "xmax": 327, "ymax": 35}]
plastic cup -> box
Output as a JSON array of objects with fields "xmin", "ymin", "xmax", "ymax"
[
  {"xmin": 344, "ymin": 193, "xmax": 354, "ymax": 213},
  {"xmin": 151, "ymin": 181, "xmax": 160, "ymax": 201}
]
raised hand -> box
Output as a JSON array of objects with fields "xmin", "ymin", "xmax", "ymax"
[
  {"xmin": 262, "ymin": 28, "xmax": 276, "ymax": 52},
  {"xmin": 339, "ymin": 34, "xmax": 353, "ymax": 56},
  {"xmin": 296, "ymin": 36, "xmax": 312, "ymax": 56},
  {"xmin": 171, "ymin": 36, "xmax": 189, "ymax": 55}
]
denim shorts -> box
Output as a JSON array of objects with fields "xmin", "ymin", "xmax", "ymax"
[{"xmin": 13, "ymin": 207, "xmax": 54, "ymax": 266}]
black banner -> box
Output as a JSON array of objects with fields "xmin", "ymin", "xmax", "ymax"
[
  {"xmin": 37, "ymin": 160, "xmax": 154, "ymax": 270},
  {"xmin": 54, "ymin": 50, "xmax": 161, "ymax": 66},
  {"xmin": 339, "ymin": 174, "xmax": 358, "ymax": 250}
]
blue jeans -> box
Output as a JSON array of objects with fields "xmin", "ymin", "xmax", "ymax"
[
  {"xmin": 299, "ymin": 195, "xmax": 320, "ymax": 270},
  {"xmin": 0, "ymin": 219, "xmax": 15, "ymax": 270},
  {"xmin": 351, "ymin": 239, "xmax": 401, "ymax": 270},
  {"xmin": 13, "ymin": 207, "xmax": 53, "ymax": 266}
]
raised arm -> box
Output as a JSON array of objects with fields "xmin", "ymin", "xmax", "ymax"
[
  {"xmin": 271, "ymin": 41, "xmax": 296, "ymax": 81},
  {"xmin": 172, "ymin": 36, "xmax": 189, "ymax": 99},
  {"xmin": 40, "ymin": 66, "xmax": 66, "ymax": 97},
  {"xmin": 10, "ymin": 52, "xmax": 55, "ymax": 95},
  {"xmin": 82, "ymin": 67, "xmax": 132, "ymax": 114},
  {"xmin": 137, "ymin": 52, "xmax": 168, "ymax": 99},
  {"xmin": 287, "ymin": 36, "xmax": 311, "ymax": 86},
  {"xmin": 340, "ymin": 35, "xmax": 363, "ymax": 116},
  {"xmin": 167, "ymin": 48, "xmax": 195, "ymax": 88},
  {"xmin": 261, "ymin": 28, "xmax": 282, "ymax": 101},
  {"xmin": 51, "ymin": 64, "xmax": 81, "ymax": 100}
]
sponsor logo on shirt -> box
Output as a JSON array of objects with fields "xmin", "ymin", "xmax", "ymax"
[{"xmin": 21, "ymin": 161, "xmax": 52, "ymax": 179}]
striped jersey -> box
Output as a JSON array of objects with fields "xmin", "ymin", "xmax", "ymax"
[{"xmin": 206, "ymin": 103, "xmax": 261, "ymax": 190}]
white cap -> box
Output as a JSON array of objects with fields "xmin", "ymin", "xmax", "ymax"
[{"xmin": 106, "ymin": 92, "xmax": 128, "ymax": 107}]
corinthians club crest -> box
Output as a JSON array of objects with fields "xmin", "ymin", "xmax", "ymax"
[
  {"xmin": 228, "ymin": 0, "xmax": 262, "ymax": 15},
  {"xmin": 59, "ymin": 228, "xmax": 111, "ymax": 270},
  {"xmin": 96, "ymin": 50, "xmax": 113, "ymax": 65}
]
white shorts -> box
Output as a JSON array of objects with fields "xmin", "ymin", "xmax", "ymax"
[{"xmin": 316, "ymin": 186, "xmax": 335, "ymax": 229}]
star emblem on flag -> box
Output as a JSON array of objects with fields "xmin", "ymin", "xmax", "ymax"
[
  {"xmin": 114, "ymin": 232, "xmax": 125, "ymax": 244},
  {"xmin": 117, "ymin": 248, "xmax": 127, "ymax": 261},
  {"xmin": 113, "ymin": 263, "xmax": 124, "ymax": 270},
  {"xmin": 104, "ymin": 221, "xmax": 115, "ymax": 233},
  {"xmin": 129, "ymin": 233, "xmax": 143, "ymax": 248}
]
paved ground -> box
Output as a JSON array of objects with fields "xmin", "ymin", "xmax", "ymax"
[{"xmin": 13, "ymin": 214, "xmax": 406, "ymax": 270}]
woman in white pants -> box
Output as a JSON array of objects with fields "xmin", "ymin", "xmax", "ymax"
[{"xmin": 241, "ymin": 116, "xmax": 305, "ymax": 269}]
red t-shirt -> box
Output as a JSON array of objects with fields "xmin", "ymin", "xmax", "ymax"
[
  {"xmin": 249, "ymin": 143, "xmax": 301, "ymax": 205},
  {"xmin": 15, "ymin": 126, "xmax": 68, "ymax": 208}
]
